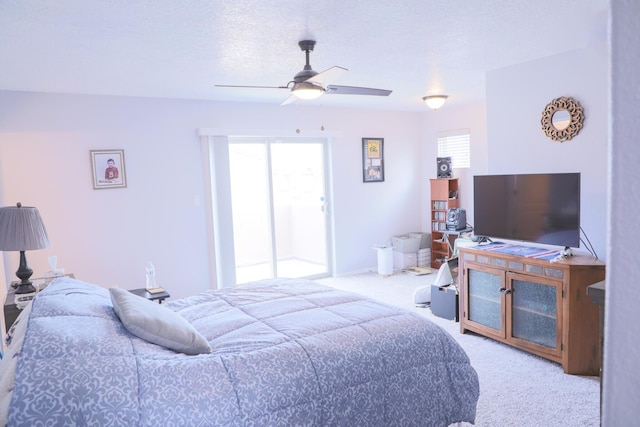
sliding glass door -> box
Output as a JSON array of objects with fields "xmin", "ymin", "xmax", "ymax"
[{"xmin": 228, "ymin": 137, "xmax": 331, "ymax": 284}]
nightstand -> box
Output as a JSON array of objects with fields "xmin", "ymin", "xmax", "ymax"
[
  {"xmin": 128, "ymin": 288, "xmax": 171, "ymax": 304},
  {"xmin": 4, "ymin": 274, "xmax": 75, "ymax": 332}
]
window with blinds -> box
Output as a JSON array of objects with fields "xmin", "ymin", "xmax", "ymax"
[{"xmin": 437, "ymin": 130, "xmax": 470, "ymax": 168}]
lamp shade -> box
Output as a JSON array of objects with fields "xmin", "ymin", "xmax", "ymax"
[
  {"xmin": 292, "ymin": 81, "xmax": 325, "ymax": 100},
  {"xmin": 422, "ymin": 95, "xmax": 448, "ymax": 110},
  {"xmin": 0, "ymin": 203, "xmax": 51, "ymax": 251}
]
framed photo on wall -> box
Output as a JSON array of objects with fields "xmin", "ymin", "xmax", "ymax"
[
  {"xmin": 90, "ymin": 149, "xmax": 127, "ymax": 189},
  {"xmin": 362, "ymin": 138, "xmax": 384, "ymax": 183}
]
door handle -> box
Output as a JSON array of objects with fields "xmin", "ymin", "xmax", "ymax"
[{"xmin": 320, "ymin": 196, "xmax": 329, "ymax": 213}]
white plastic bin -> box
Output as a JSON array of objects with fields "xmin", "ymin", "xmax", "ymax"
[{"xmin": 374, "ymin": 246, "xmax": 393, "ymax": 276}]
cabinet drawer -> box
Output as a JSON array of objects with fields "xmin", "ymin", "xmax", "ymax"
[{"xmin": 461, "ymin": 251, "xmax": 565, "ymax": 280}]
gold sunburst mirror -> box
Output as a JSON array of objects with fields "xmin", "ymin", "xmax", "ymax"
[{"xmin": 541, "ymin": 96, "xmax": 584, "ymax": 142}]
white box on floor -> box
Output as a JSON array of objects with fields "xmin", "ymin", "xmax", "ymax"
[
  {"xmin": 410, "ymin": 232, "xmax": 431, "ymax": 249},
  {"xmin": 393, "ymin": 251, "xmax": 417, "ymax": 269},
  {"xmin": 417, "ymin": 258, "xmax": 430, "ymax": 267},
  {"xmin": 417, "ymin": 248, "xmax": 430, "ymax": 267},
  {"xmin": 391, "ymin": 235, "xmax": 422, "ymax": 253}
]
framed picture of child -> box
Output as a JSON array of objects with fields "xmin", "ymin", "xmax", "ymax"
[{"xmin": 90, "ymin": 149, "xmax": 127, "ymax": 189}]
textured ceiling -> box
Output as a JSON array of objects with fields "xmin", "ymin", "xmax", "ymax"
[{"xmin": 0, "ymin": 0, "xmax": 609, "ymax": 112}]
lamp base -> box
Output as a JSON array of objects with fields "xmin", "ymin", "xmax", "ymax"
[
  {"xmin": 15, "ymin": 281, "xmax": 37, "ymax": 294},
  {"xmin": 14, "ymin": 250, "xmax": 37, "ymax": 294}
]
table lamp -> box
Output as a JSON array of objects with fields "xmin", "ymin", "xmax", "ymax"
[{"xmin": 0, "ymin": 202, "xmax": 51, "ymax": 294}]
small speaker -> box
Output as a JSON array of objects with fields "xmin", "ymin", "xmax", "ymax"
[
  {"xmin": 437, "ymin": 157, "xmax": 452, "ymax": 178},
  {"xmin": 446, "ymin": 208, "xmax": 467, "ymax": 231}
]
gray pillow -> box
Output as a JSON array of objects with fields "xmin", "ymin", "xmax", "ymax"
[{"xmin": 109, "ymin": 288, "xmax": 211, "ymax": 355}]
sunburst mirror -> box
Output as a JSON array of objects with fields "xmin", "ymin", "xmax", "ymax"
[{"xmin": 541, "ymin": 96, "xmax": 584, "ymax": 142}]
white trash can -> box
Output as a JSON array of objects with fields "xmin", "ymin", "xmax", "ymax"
[{"xmin": 374, "ymin": 246, "xmax": 393, "ymax": 276}]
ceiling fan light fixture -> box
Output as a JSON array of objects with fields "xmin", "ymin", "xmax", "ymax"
[
  {"xmin": 423, "ymin": 95, "xmax": 448, "ymax": 110},
  {"xmin": 292, "ymin": 81, "xmax": 325, "ymax": 100}
]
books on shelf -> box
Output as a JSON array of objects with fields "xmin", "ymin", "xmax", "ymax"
[
  {"xmin": 432, "ymin": 222, "xmax": 448, "ymax": 231},
  {"xmin": 432, "ymin": 200, "xmax": 448, "ymax": 210}
]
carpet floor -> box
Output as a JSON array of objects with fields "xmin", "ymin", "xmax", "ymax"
[{"xmin": 317, "ymin": 270, "xmax": 600, "ymax": 427}]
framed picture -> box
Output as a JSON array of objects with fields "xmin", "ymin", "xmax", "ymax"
[
  {"xmin": 90, "ymin": 149, "xmax": 127, "ymax": 189},
  {"xmin": 362, "ymin": 138, "xmax": 384, "ymax": 182}
]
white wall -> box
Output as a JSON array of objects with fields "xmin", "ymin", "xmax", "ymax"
[
  {"xmin": 324, "ymin": 109, "xmax": 423, "ymax": 273},
  {"xmin": 420, "ymin": 101, "xmax": 488, "ymax": 232},
  {"xmin": 0, "ymin": 93, "xmax": 212, "ymax": 298},
  {"xmin": 605, "ymin": 1, "xmax": 640, "ymax": 423},
  {"xmin": 0, "ymin": 91, "xmax": 424, "ymax": 297},
  {"xmin": 485, "ymin": 43, "xmax": 609, "ymax": 259}
]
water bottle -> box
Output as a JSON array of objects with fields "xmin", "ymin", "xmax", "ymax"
[{"xmin": 145, "ymin": 262, "xmax": 156, "ymax": 289}]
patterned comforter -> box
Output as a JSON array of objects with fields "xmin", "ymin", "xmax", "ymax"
[{"xmin": 7, "ymin": 277, "xmax": 478, "ymax": 426}]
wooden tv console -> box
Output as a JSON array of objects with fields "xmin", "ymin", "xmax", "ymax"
[{"xmin": 458, "ymin": 244, "xmax": 605, "ymax": 375}]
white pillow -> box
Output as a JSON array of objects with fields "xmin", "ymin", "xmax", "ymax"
[{"xmin": 109, "ymin": 288, "xmax": 211, "ymax": 355}]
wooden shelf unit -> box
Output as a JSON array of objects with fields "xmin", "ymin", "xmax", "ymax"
[
  {"xmin": 458, "ymin": 245, "xmax": 605, "ymax": 375},
  {"xmin": 430, "ymin": 178, "xmax": 459, "ymax": 268}
]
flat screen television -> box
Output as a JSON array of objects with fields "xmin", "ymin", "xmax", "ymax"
[{"xmin": 473, "ymin": 173, "xmax": 580, "ymax": 248}]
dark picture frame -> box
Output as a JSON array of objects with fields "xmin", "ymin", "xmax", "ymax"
[
  {"xmin": 90, "ymin": 149, "xmax": 127, "ymax": 189},
  {"xmin": 362, "ymin": 138, "xmax": 384, "ymax": 182}
]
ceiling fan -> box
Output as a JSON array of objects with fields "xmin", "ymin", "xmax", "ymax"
[{"xmin": 215, "ymin": 40, "xmax": 392, "ymax": 104}]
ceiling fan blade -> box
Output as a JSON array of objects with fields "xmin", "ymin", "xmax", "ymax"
[
  {"xmin": 325, "ymin": 85, "xmax": 392, "ymax": 96},
  {"xmin": 281, "ymin": 94, "xmax": 297, "ymax": 106},
  {"xmin": 215, "ymin": 84, "xmax": 290, "ymax": 90},
  {"xmin": 306, "ymin": 66, "xmax": 348, "ymax": 86}
]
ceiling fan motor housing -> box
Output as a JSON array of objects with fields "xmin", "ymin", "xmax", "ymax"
[
  {"xmin": 294, "ymin": 40, "xmax": 319, "ymax": 83},
  {"xmin": 294, "ymin": 68, "xmax": 318, "ymax": 82},
  {"xmin": 298, "ymin": 40, "xmax": 316, "ymax": 52}
]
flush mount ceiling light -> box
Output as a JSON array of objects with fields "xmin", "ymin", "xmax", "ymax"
[
  {"xmin": 422, "ymin": 95, "xmax": 448, "ymax": 110},
  {"xmin": 292, "ymin": 81, "xmax": 326, "ymax": 100}
]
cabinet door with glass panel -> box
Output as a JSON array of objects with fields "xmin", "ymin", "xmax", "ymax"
[
  {"xmin": 462, "ymin": 265, "xmax": 506, "ymax": 341},
  {"xmin": 506, "ymin": 272, "xmax": 562, "ymax": 358}
]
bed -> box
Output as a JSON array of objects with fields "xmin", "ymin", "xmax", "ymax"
[{"xmin": 1, "ymin": 277, "xmax": 478, "ymax": 426}]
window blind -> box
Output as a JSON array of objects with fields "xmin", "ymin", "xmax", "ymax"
[{"xmin": 437, "ymin": 130, "xmax": 470, "ymax": 169}]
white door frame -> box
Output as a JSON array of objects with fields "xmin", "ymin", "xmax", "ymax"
[{"xmin": 199, "ymin": 129, "xmax": 337, "ymax": 289}]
